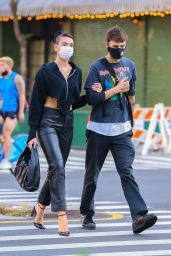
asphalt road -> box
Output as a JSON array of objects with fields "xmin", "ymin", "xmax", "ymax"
[{"xmin": 0, "ymin": 149, "xmax": 171, "ymax": 256}]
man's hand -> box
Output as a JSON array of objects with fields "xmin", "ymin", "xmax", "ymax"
[
  {"xmin": 92, "ymin": 83, "xmax": 102, "ymax": 92},
  {"xmin": 115, "ymin": 77, "xmax": 130, "ymax": 93},
  {"xmin": 104, "ymin": 77, "xmax": 129, "ymax": 100},
  {"xmin": 28, "ymin": 138, "xmax": 37, "ymax": 150},
  {"xmin": 18, "ymin": 111, "xmax": 25, "ymax": 123}
]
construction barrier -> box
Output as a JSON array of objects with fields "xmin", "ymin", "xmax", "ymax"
[
  {"xmin": 133, "ymin": 104, "xmax": 171, "ymax": 155},
  {"xmin": 85, "ymin": 104, "xmax": 171, "ymax": 155}
]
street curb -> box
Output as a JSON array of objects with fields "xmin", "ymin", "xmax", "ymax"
[{"xmin": 0, "ymin": 204, "xmax": 80, "ymax": 219}]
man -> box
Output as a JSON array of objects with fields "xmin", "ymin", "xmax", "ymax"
[
  {"xmin": 0, "ymin": 56, "xmax": 25, "ymax": 169},
  {"xmin": 80, "ymin": 25, "xmax": 157, "ymax": 234}
]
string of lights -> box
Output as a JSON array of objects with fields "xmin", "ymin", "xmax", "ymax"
[{"xmin": 0, "ymin": 10, "xmax": 171, "ymax": 22}]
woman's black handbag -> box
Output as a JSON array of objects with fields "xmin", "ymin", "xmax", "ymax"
[{"xmin": 12, "ymin": 146, "xmax": 40, "ymax": 192}]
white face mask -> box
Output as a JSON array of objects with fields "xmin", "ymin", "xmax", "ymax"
[{"xmin": 59, "ymin": 46, "xmax": 74, "ymax": 60}]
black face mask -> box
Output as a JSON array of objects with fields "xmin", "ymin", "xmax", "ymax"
[
  {"xmin": 1, "ymin": 70, "xmax": 8, "ymax": 76},
  {"xmin": 108, "ymin": 47, "xmax": 125, "ymax": 59}
]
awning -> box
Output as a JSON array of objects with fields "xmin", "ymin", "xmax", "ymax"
[{"xmin": 1, "ymin": 0, "xmax": 171, "ymax": 19}]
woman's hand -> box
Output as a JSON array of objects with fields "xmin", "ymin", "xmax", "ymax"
[
  {"xmin": 92, "ymin": 83, "xmax": 102, "ymax": 93},
  {"xmin": 27, "ymin": 138, "xmax": 37, "ymax": 150}
]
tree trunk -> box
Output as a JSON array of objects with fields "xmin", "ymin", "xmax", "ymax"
[{"xmin": 10, "ymin": 0, "xmax": 27, "ymax": 83}]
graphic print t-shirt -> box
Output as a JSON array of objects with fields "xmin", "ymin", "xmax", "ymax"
[{"xmin": 84, "ymin": 57, "xmax": 137, "ymax": 130}]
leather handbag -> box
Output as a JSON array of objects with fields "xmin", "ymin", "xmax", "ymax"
[{"xmin": 12, "ymin": 146, "xmax": 40, "ymax": 192}]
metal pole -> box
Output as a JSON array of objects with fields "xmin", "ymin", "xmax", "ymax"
[{"xmin": 143, "ymin": 16, "xmax": 149, "ymax": 107}]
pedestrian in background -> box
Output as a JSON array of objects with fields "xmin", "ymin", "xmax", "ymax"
[
  {"xmin": 80, "ymin": 25, "xmax": 157, "ymax": 234},
  {"xmin": 0, "ymin": 57, "xmax": 25, "ymax": 169}
]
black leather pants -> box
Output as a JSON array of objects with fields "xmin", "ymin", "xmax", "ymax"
[{"xmin": 37, "ymin": 107, "xmax": 73, "ymax": 212}]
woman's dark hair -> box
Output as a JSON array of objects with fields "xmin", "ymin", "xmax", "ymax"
[
  {"xmin": 105, "ymin": 25, "xmax": 128, "ymax": 42},
  {"xmin": 54, "ymin": 31, "xmax": 74, "ymax": 43}
]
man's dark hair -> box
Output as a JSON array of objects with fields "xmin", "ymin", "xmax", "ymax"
[
  {"xmin": 54, "ymin": 31, "xmax": 73, "ymax": 43},
  {"xmin": 105, "ymin": 25, "xmax": 128, "ymax": 42}
]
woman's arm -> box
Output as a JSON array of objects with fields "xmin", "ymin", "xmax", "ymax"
[
  {"xmin": 72, "ymin": 69, "xmax": 87, "ymax": 110},
  {"xmin": 27, "ymin": 69, "xmax": 46, "ymax": 144}
]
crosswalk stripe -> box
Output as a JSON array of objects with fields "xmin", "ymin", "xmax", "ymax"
[
  {"xmin": 0, "ymin": 198, "xmax": 129, "ymax": 207},
  {"xmin": 1, "ymin": 166, "xmax": 169, "ymax": 173},
  {"xmin": 38, "ymin": 153, "xmax": 171, "ymax": 171},
  {"xmin": 113, "ymin": 210, "xmax": 171, "ymax": 214},
  {"xmin": 0, "ymin": 221, "xmax": 171, "ymax": 231},
  {"xmin": 137, "ymin": 155, "xmax": 171, "ymax": 162},
  {"xmin": 157, "ymin": 215, "xmax": 171, "ymax": 219},
  {"xmin": 0, "ymin": 197, "xmax": 80, "ymax": 202},
  {"xmin": 95, "ymin": 205, "xmax": 129, "ymax": 210},
  {"xmin": 61, "ymin": 250, "xmax": 171, "ymax": 256},
  {"xmin": 0, "ymin": 192, "xmax": 38, "ymax": 195},
  {"xmin": 1, "ymin": 239, "xmax": 171, "ymax": 252},
  {"xmin": 133, "ymin": 159, "xmax": 171, "ymax": 166},
  {"xmin": 0, "ymin": 195, "xmax": 38, "ymax": 198},
  {"xmin": 1, "ymin": 229, "xmax": 171, "ymax": 242},
  {"xmin": 0, "ymin": 189, "xmax": 16, "ymax": 192}
]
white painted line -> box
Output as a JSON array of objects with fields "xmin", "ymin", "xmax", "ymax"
[
  {"xmin": 66, "ymin": 166, "xmax": 84, "ymax": 170},
  {"xmin": 0, "ymin": 221, "xmax": 170, "ymax": 231},
  {"xmin": 0, "ymin": 197, "xmax": 80, "ymax": 202},
  {"xmin": 158, "ymin": 215, "xmax": 171, "ymax": 219},
  {"xmin": 134, "ymin": 159, "xmax": 171, "ymax": 166},
  {"xmin": 1, "ymin": 229, "xmax": 171, "ymax": 242},
  {"xmin": 1, "ymin": 239, "xmax": 171, "ymax": 252},
  {"xmin": 0, "ymin": 189, "xmax": 17, "ymax": 192},
  {"xmin": 42, "ymin": 158, "xmax": 171, "ymax": 168},
  {"xmin": 0, "ymin": 192, "xmax": 38, "ymax": 195},
  {"xmin": 0, "ymin": 198, "xmax": 36, "ymax": 202},
  {"xmin": 60, "ymin": 250, "xmax": 171, "ymax": 256},
  {"xmin": 95, "ymin": 205, "xmax": 129, "ymax": 210},
  {"xmin": 139, "ymin": 155, "xmax": 171, "ymax": 162},
  {"xmin": 114, "ymin": 210, "xmax": 171, "ymax": 214},
  {"xmin": 0, "ymin": 195, "xmax": 38, "ymax": 198},
  {"xmin": 0, "ymin": 170, "xmax": 12, "ymax": 173},
  {"xmin": 66, "ymin": 162, "xmax": 84, "ymax": 166},
  {"xmin": 64, "ymin": 201, "xmax": 122, "ymax": 205},
  {"xmin": 39, "ymin": 164, "xmax": 169, "ymax": 172},
  {"xmin": 133, "ymin": 163, "xmax": 171, "ymax": 168}
]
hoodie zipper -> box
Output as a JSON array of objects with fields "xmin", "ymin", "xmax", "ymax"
[{"xmin": 65, "ymin": 69, "xmax": 76, "ymax": 102}]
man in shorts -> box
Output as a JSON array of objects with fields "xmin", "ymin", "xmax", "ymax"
[{"xmin": 0, "ymin": 56, "xmax": 25, "ymax": 169}]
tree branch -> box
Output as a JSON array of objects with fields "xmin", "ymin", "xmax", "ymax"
[{"xmin": 10, "ymin": 0, "xmax": 26, "ymax": 45}]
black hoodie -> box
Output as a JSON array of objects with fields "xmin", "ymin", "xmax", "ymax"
[{"xmin": 28, "ymin": 61, "xmax": 87, "ymax": 142}]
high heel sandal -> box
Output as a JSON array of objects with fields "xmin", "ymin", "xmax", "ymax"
[
  {"xmin": 31, "ymin": 203, "xmax": 46, "ymax": 230},
  {"xmin": 57, "ymin": 213, "xmax": 70, "ymax": 236}
]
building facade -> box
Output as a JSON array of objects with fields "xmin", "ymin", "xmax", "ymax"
[{"xmin": 1, "ymin": 0, "xmax": 171, "ymax": 107}]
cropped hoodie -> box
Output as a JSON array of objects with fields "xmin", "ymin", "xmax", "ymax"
[{"xmin": 28, "ymin": 61, "xmax": 87, "ymax": 142}]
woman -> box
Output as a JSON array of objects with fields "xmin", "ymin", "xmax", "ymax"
[{"xmin": 27, "ymin": 31, "xmax": 101, "ymax": 236}]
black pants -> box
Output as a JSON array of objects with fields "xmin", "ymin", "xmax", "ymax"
[
  {"xmin": 37, "ymin": 107, "xmax": 73, "ymax": 212},
  {"xmin": 80, "ymin": 130, "xmax": 148, "ymax": 220}
]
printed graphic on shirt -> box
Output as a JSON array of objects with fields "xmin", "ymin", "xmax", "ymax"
[
  {"xmin": 102, "ymin": 66, "xmax": 130, "ymax": 101},
  {"xmin": 114, "ymin": 66, "xmax": 130, "ymax": 80},
  {"xmin": 104, "ymin": 76, "xmax": 119, "ymax": 101}
]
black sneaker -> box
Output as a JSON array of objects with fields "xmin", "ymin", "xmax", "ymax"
[
  {"xmin": 132, "ymin": 213, "xmax": 157, "ymax": 234},
  {"xmin": 81, "ymin": 215, "xmax": 96, "ymax": 230}
]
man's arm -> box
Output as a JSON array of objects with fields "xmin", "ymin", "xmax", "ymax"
[
  {"xmin": 128, "ymin": 95, "xmax": 135, "ymax": 116},
  {"xmin": 15, "ymin": 75, "xmax": 26, "ymax": 122}
]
